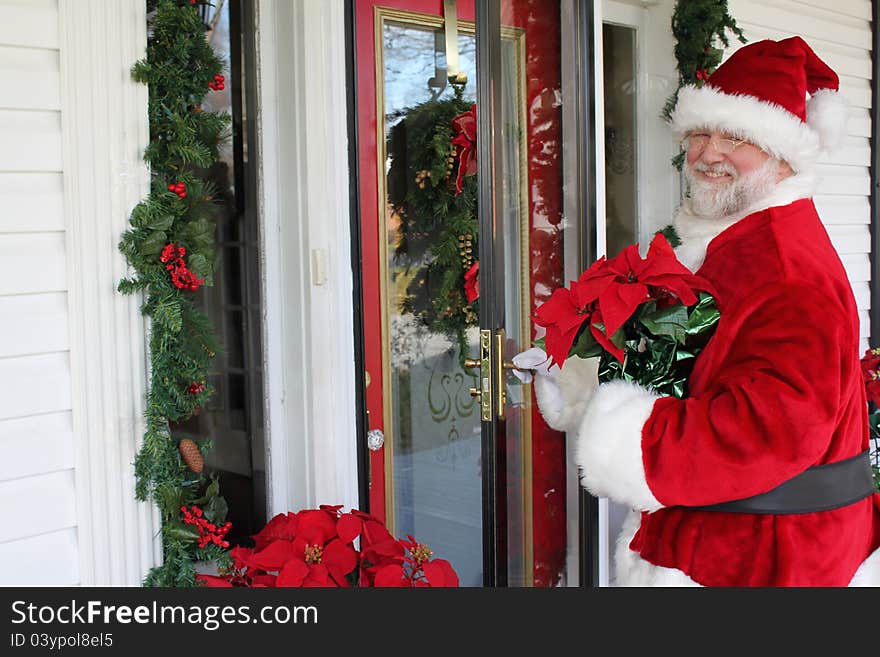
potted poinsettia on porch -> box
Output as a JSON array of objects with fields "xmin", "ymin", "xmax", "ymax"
[{"xmin": 196, "ymin": 505, "xmax": 459, "ymax": 588}]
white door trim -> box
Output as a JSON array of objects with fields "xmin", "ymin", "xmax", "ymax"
[
  {"xmin": 58, "ymin": 0, "xmax": 160, "ymax": 585},
  {"xmin": 255, "ymin": 0, "xmax": 360, "ymax": 518}
]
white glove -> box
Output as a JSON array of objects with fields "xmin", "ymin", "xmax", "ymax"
[
  {"xmin": 511, "ymin": 346, "xmax": 599, "ymax": 433},
  {"xmin": 510, "ymin": 346, "xmax": 557, "ymax": 383}
]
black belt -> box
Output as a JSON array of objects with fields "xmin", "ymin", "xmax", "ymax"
[{"xmin": 686, "ymin": 450, "xmax": 875, "ymax": 514}]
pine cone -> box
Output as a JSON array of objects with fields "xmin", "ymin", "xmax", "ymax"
[{"xmin": 178, "ymin": 438, "xmax": 204, "ymax": 474}]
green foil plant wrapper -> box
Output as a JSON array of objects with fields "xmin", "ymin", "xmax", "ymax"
[
  {"xmin": 537, "ymin": 292, "xmax": 720, "ymax": 400},
  {"xmin": 594, "ymin": 292, "xmax": 720, "ymax": 399}
]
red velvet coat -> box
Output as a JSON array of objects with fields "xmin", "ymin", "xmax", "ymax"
[{"xmin": 630, "ymin": 198, "xmax": 880, "ymax": 585}]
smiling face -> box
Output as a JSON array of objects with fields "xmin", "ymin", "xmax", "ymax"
[{"xmin": 682, "ymin": 130, "xmax": 793, "ymax": 219}]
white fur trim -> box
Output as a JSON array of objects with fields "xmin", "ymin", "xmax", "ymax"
[
  {"xmin": 807, "ymin": 88, "xmax": 848, "ymax": 152},
  {"xmin": 670, "ymin": 85, "xmax": 825, "ymax": 173},
  {"xmin": 533, "ymin": 355, "xmax": 599, "ymax": 433},
  {"xmin": 613, "ymin": 509, "xmax": 700, "ymax": 586},
  {"xmin": 574, "ymin": 380, "xmax": 663, "ymax": 512},
  {"xmin": 674, "ymin": 172, "xmax": 818, "ymax": 271},
  {"xmin": 849, "ymin": 545, "xmax": 880, "ymax": 586}
]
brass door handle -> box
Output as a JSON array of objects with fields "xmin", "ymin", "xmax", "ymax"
[
  {"xmin": 464, "ymin": 357, "xmax": 481, "ymax": 369},
  {"xmin": 494, "ymin": 330, "xmax": 506, "ymax": 418}
]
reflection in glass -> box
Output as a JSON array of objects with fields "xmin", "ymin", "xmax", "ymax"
[
  {"xmin": 381, "ymin": 18, "xmax": 482, "ymax": 587},
  {"xmin": 499, "ymin": 0, "xmax": 568, "ymax": 587},
  {"xmin": 603, "ymin": 23, "xmax": 638, "ymax": 258},
  {"xmin": 171, "ymin": 0, "xmax": 266, "ymax": 544}
]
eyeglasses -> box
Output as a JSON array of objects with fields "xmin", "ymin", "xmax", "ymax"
[{"xmin": 680, "ymin": 133, "xmax": 750, "ymax": 155}]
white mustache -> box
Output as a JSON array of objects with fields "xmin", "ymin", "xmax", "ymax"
[{"xmin": 691, "ymin": 161, "xmax": 738, "ymax": 178}]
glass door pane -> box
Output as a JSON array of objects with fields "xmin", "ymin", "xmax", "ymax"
[
  {"xmin": 371, "ymin": 3, "xmax": 484, "ymax": 587},
  {"xmin": 602, "ymin": 22, "xmax": 638, "ymax": 257},
  {"xmin": 489, "ymin": 0, "xmax": 579, "ymax": 586}
]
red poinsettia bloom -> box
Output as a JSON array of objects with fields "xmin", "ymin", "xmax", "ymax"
[
  {"xmin": 372, "ymin": 535, "xmax": 459, "ymax": 587},
  {"xmin": 198, "ymin": 506, "xmax": 458, "ymax": 588},
  {"xmin": 196, "ymin": 574, "xmax": 233, "ymax": 587},
  {"xmin": 535, "ymin": 232, "xmax": 716, "ymax": 365},
  {"xmin": 251, "ymin": 512, "xmax": 298, "ymax": 550},
  {"xmin": 464, "ymin": 261, "xmax": 479, "ymax": 303},
  {"xmin": 861, "ymin": 348, "xmax": 880, "ymax": 406},
  {"xmin": 451, "ymin": 104, "xmax": 477, "ymax": 195}
]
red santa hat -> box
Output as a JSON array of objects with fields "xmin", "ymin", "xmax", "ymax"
[{"xmin": 669, "ymin": 36, "xmax": 848, "ymax": 173}]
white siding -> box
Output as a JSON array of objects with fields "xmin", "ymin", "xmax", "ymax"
[
  {"xmin": 0, "ymin": 0, "xmax": 79, "ymax": 585},
  {"xmin": 728, "ymin": 0, "xmax": 874, "ymax": 351}
]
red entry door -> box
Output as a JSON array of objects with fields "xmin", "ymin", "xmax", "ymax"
[{"xmin": 354, "ymin": 0, "xmax": 575, "ymax": 587}]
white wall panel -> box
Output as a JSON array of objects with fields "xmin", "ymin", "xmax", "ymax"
[
  {"xmin": 0, "ymin": 0, "xmax": 59, "ymax": 50},
  {"xmin": 0, "ymin": 292, "xmax": 69, "ymax": 357},
  {"xmin": 827, "ymin": 224, "xmax": 871, "ymax": 254},
  {"xmin": 0, "ymin": 233, "xmax": 67, "ymax": 295},
  {"xmin": 0, "ymin": 470, "xmax": 76, "ymax": 542},
  {"xmin": 0, "ymin": 412, "xmax": 74, "ymax": 482},
  {"xmin": 814, "ymin": 195, "xmax": 870, "ymax": 225},
  {"xmin": 0, "ymin": 353, "xmax": 72, "ymax": 421},
  {"xmin": 0, "ymin": 528, "xmax": 79, "ymax": 585},
  {"xmin": 0, "ymin": 173, "xmax": 65, "ymax": 233},
  {"xmin": 0, "ymin": 110, "xmax": 63, "ymax": 172},
  {"xmin": 0, "ymin": 46, "xmax": 60, "ymax": 110}
]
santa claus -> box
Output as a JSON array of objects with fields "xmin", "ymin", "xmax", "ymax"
[{"xmin": 515, "ymin": 36, "xmax": 880, "ymax": 586}]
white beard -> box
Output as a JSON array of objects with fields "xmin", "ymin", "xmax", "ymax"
[
  {"xmin": 672, "ymin": 170, "xmax": 818, "ymax": 272},
  {"xmin": 683, "ymin": 157, "xmax": 781, "ymax": 219}
]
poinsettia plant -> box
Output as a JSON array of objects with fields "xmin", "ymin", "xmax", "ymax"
[
  {"xmin": 532, "ymin": 231, "xmax": 720, "ymax": 399},
  {"xmin": 859, "ymin": 348, "xmax": 880, "ymax": 491},
  {"xmin": 196, "ymin": 505, "xmax": 459, "ymax": 588}
]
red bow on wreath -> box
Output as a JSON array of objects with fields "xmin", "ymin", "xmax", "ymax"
[
  {"xmin": 464, "ymin": 261, "xmax": 480, "ymax": 303},
  {"xmin": 451, "ymin": 104, "xmax": 477, "ymax": 195}
]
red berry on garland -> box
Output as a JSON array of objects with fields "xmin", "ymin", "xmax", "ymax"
[
  {"xmin": 214, "ymin": 74, "xmax": 224, "ymax": 82},
  {"xmin": 188, "ymin": 381, "xmax": 205, "ymax": 394},
  {"xmin": 167, "ymin": 183, "xmax": 176, "ymax": 192}
]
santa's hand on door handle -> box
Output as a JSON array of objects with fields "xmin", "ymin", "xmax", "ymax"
[{"xmin": 511, "ymin": 347, "xmax": 600, "ymax": 434}]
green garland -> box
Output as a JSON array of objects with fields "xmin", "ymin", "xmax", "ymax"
[
  {"xmin": 663, "ymin": 0, "xmax": 746, "ymax": 168},
  {"xmin": 118, "ymin": 0, "xmax": 231, "ymax": 586},
  {"xmin": 386, "ymin": 83, "xmax": 480, "ymax": 362}
]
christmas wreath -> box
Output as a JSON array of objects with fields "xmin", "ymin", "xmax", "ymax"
[{"xmin": 386, "ymin": 81, "xmax": 479, "ymax": 362}]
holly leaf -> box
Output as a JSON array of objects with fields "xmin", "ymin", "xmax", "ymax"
[
  {"xmin": 150, "ymin": 214, "xmax": 175, "ymax": 232},
  {"xmin": 139, "ymin": 230, "xmax": 167, "ymax": 256},
  {"xmin": 188, "ymin": 253, "xmax": 210, "ymax": 281},
  {"xmin": 203, "ymin": 494, "xmax": 228, "ymax": 525},
  {"xmin": 165, "ymin": 521, "xmax": 200, "ymax": 544}
]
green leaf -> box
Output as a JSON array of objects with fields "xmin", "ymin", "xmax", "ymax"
[
  {"xmin": 165, "ymin": 521, "xmax": 200, "ymax": 544},
  {"xmin": 139, "ymin": 230, "xmax": 167, "ymax": 257},
  {"xmin": 187, "ymin": 253, "xmax": 210, "ymax": 281},
  {"xmin": 203, "ymin": 495, "xmax": 228, "ymax": 525},
  {"xmin": 569, "ymin": 326, "xmax": 602, "ymax": 359},
  {"xmin": 640, "ymin": 303, "xmax": 689, "ymax": 343},
  {"xmin": 151, "ymin": 214, "xmax": 175, "ymax": 232}
]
